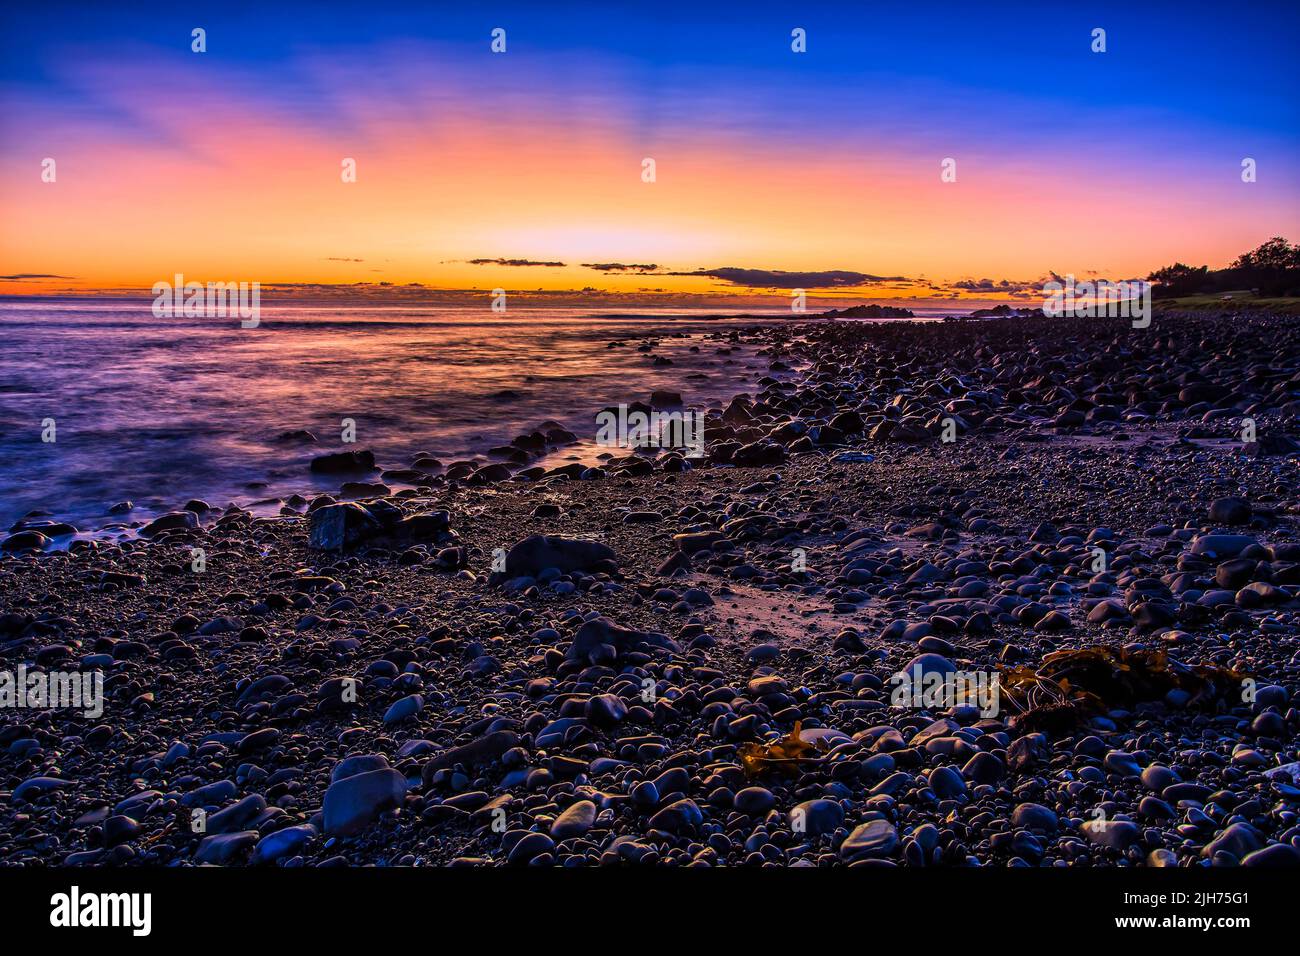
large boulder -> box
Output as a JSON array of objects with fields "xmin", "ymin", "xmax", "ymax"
[
  {"xmin": 1, "ymin": 531, "xmax": 51, "ymax": 552},
  {"xmin": 395, "ymin": 511, "xmax": 450, "ymax": 541},
  {"xmin": 308, "ymin": 502, "xmax": 382, "ymax": 551},
  {"xmin": 1208, "ymin": 496, "xmax": 1251, "ymax": 525},
  {"xmin": 501, "ymin": 535, "xmax": 617, "ymax": 577},
  {"xmin": 721, "ymin": 397, "xmax": 754, "ymax": 425},
  {"xmin": 731, "ymin": 440, "xmax": 787, "ymax": 467},
  {"xmin": 1190, "ymin": 534, "xmax": 1257, "ymax": 558},
  {"xmin": 567, "ymin": 616, "xmax": 678, "ymax": 661},
  {"xmin": 1240, "ymin": 434, "xmax": 1300, "ymax": 457},
  {"xmin": 322, "ymin": 767, "xmax": 408, "ymax": 836}
]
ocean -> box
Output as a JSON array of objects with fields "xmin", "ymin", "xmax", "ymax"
[{"xmin": 0, "ymin": 298, "xmax": 964, "ymax": 533}]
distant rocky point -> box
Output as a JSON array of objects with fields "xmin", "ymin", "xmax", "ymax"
[
  {"xmin": 816, "ymin": 304, "xmax": 915, "ymax": 319},
  {"xmin": 950, "ymin": 304, "xmax": 1046, "ymax": 321}
]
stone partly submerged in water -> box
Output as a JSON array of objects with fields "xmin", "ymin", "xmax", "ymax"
[
  {"xmin": 1, "ymin": 530, "xmax": 52, "ymax": 552},
  {"xmin": 309, "ymin": 450, "xmax": 377, "ymax": 474},
  {"xmin": 139, "ymin": 511, "xmax": 199, "ymax": 537}
]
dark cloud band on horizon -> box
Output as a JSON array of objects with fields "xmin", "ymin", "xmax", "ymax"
[
  {"xmin": 950, "ymin": 277, "xmax": 1038, "ymax": 293},
  {"xmin": 664, "ymin": 267, "xmax": 908, "ymax": 289},
  {"xmin": 467, "ymin": 257, "xmax": 566, "ymax": 267},
  {"xmin": 581, "ymin": 262, "xmax": 660, "ymax": 273}
]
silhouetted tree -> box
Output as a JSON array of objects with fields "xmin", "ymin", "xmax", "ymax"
[
  {"xmin": 1147, "ymin": 262, "xmax": 1209, "ymax": 298},
  {"xmin": 1232, "ymin": 237, "xmax": 1300, "ymax": 272},
  {"xmin": 1148, "ymin": 238, "xmax": 1300, "ymax": 298}
]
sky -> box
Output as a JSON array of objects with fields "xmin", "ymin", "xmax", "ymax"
[{"xmin": 1, "ymin": 0, "xmax": 1297, "ymax": 303}]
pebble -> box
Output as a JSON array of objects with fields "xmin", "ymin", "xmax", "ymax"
[
  {"xmin": 790, "ymin": 799, "xmax": 844, "ymax": 836},
  {"xmin": 840, "ymin": 820, "xmax": 899, "ymax": 860},
  {"xmin": 5, "ymin": 310, "xmax": 1299, "ymax": 872},
  {"xmin": 550, "ymin": 800, "xmax": 597, "ymax": 839}
]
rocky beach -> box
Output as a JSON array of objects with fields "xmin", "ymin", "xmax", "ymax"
[{"xmin": 1, "ymin": 308, "xmax": 1298, "ymax": 869}]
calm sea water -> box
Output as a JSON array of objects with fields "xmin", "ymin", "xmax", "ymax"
[{"xmin": 0, "ymin": 299, "xmax": 960, "ymax": 533}]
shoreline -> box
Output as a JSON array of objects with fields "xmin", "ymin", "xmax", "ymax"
[
  {"xmin": 1, "ymin": 308, "xmax": 1298, "ymax": 868},
  {"xmin": 6, "ymin": 304, "xmax": 1290, "ymax": 544},
  {"xmin": 0, "ymin": 307, "xmax": 956, "ymax": 541},
  {"xmin": 0, "ymin": 311, "xmax": 786, "ymax": 536}
]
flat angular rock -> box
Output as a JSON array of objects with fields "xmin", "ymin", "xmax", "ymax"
[{"xmin": 308, "ymin": 502, "xmax": 382, "ymax": 551}]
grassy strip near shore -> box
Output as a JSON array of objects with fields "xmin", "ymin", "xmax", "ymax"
[{"xmin": 1156, "ymin": 294, "xmax": 1300, "ymax": 314}]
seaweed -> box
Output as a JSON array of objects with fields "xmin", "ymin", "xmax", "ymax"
[
  {"xmin": 998, "ymin": 646, "xmax": 1248, "ymax": 734},
  {"xmin": 737, "ymin": 721, "xmax": 829, "ymax": 777}
]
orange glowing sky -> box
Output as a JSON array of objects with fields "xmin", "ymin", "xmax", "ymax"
[{"xmin": 2, "ymin": 5, "xmax": 1298, "ymax": 302}]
